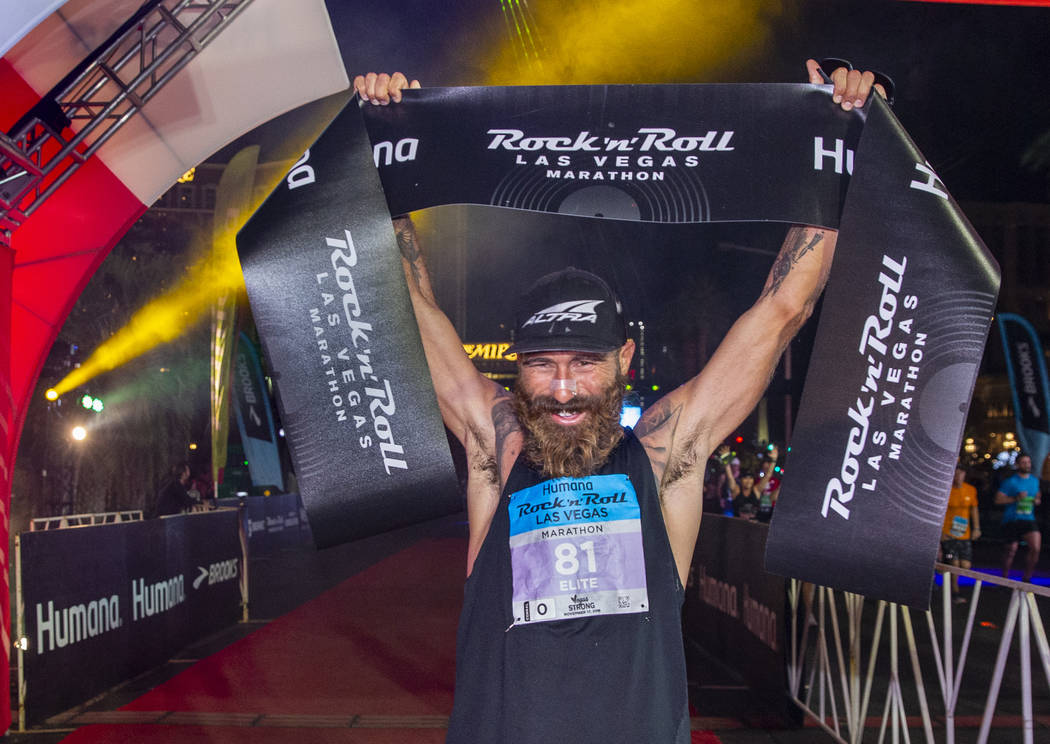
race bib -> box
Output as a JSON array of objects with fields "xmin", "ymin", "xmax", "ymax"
[
  {"xmin": 508, "ymin": 474, "xmax": 649, "ymax": 625},
  {"xmin": 1017, "ymin": 496, "xmax": 1035, "ymax": 516},
  {"xmin": 949, "ymin": 516, "xmax": 968, "ymax": 538}
]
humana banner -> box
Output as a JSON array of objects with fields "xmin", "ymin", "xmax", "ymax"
[
  {"xmin": 18, "ymin": 511, "xmax": 242, "ymax": 724},
  {"xmin": 238, "ymin": 84, "xmax": 999, "ymax": 608}
]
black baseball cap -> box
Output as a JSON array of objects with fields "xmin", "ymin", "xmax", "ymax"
[{"xmin": 507, "ymin": 268, "xmax": 627, "ymax": 355}]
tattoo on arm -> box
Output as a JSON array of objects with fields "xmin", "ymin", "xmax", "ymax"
[
  {"xmin": 761, "ymin": 226, "xmax": 824, "ymax": 300},
  {"xmin": 634, "ymin": 398, "xmax": 683, "ymax": 484},
  {"xmin": 395, "ymin": 218, "xmax": 435, "ymax": 302},
  {"xmin": 633, "ymin": 398, "xmax": 681, "ymax": 441}
]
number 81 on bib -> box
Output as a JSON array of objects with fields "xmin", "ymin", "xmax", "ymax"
[{"xmin": 507, "ymin": 474, "xmax": 650, "ymax": 625}]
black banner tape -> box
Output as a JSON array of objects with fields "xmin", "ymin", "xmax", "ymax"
[
  {"xmin": 238, "ymin": 85, "xmax": 998, "ymax": 607},
  {"xmin": 763, "ymin": 99, "xmax": 1000, "ymax": 608},
  {"xmin": 237, "ymin": 106, "xmax": 461, "ymax": 549},
  {"xmin": 362, "ymin": 84, "xmax": 855, "ymax": 226}
]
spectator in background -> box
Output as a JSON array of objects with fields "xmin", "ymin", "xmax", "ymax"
[
  {"xmin": 190, "ymin": 467, "xmax": 215, "ymax": 507},
  {"xmin": 156, "ymin": 462, "xmax": 194, "ymax": 516},
  {"xmin": 941, "ymin": 461, "xmax": 981, "ymax": 603},
  {"xmin": 702, "ymin": 459, "xmax": 725, "ymax": 513},
  {"xmin": 723, "ymin": 444, "xmax": 777, "ymax": 521},
  {"xmin": 756, "ymin": 446, "xmax": 780, "ymax": 522},
  {"xmin": 733, "ymin": 469, "xmax": 761, "ymax": 519},
  {"xmin": 714, "ymin": 445, "xmax": 738, "ymax": 515},
  {"xmin": 996, "ymin": 453, "xmax": 1042, "ymax": 582}
]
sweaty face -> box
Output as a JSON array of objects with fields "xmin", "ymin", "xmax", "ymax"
[{"xmin": 513, "ymin": 351, "xmax": 626, "ymax": 479}]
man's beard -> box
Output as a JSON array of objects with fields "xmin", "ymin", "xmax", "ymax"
[{"xmin": 513, "ymin": 373, "xmax": 626, "ymax": 479}]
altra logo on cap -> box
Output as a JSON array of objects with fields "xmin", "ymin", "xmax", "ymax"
[{"xmin": 522, "ymin": 300, "xmax": 604, "ymax": 326}]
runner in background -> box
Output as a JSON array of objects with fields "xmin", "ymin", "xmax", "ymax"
[
  {"xmin": 941, "ymin": 461, "xmax": 981, "ymax": 602},
  {"xmin": 995, "ymin": 453, "xmax": 1041, "ymax": 582}
]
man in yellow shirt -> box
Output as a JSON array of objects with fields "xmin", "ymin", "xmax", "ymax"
[{"xmin": 941, "ymin": 462, "xmax": 981, "ymax": 603}]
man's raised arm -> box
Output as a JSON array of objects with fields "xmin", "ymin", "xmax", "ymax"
[
  {"xmin": 352, "ymin": 72, "xmax": 509, "ymax": 445},
  {"xmin": 637, "ymin": 58, "xmax": 887, "ymax": 490},
  {"xmin": 638, "ymin": 225, "xmax": 837, "ymax": 488},
  {"xmin": 635, "ymin": 224, "xmax": 837, "ymax": 579},
  {"xmin": 392, "ymin": 215, "xmax": 508, "ymax": 442}
]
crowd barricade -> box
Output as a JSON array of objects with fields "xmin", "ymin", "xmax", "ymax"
[
  {"xmin": 30, "ymin": 510, "xmax": 143, "ymax": 530},
  {"xmin": 788, "ymin": 566, "xmax": 1050, "ymax": 744},
  {"xmin": 685, "ymin": 515, "xmax": 1050, "ymax": 742},
  {"xmin": 682, "ymin": 515, "xmax": 789, "ymax": 713},
  {"xmin": 215, "ymin": 492, "xmax": 311, "ymax": 555},
  {"xmin": 14, "ymin": 508, "xmax": 245, "ymax": 728}
]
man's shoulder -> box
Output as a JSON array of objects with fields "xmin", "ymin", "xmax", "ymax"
[{"xmin": 1008, "ymin": 473, "xmax": 1039, "ymax": 489}]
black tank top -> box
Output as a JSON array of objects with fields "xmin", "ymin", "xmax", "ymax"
[{"xmin": 447, "ymin": 429, "xmax": 689, "ymax": 743}]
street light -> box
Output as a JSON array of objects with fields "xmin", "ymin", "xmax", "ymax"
[{"xmin": 71, "ymin": 425, "xmax": 87, "ymax": 441}]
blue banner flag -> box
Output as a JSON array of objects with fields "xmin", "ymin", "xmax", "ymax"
[
  {"xmin": 232, "ymin": 331, "xmax": 284, "ymax": 490},
  {"xmin": 997, "ymin": 313, "xmax": 1050, "ymax": 474}
]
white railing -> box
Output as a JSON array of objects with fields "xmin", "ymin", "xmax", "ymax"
[
  {"xmin": 30, "ymin": 510, "xmax": 143, "ymax": 530},
  {"xmin": 787, "ymin": 565, "xmax": 1050, "ymax": 743}
]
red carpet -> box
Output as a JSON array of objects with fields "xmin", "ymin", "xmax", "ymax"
[
  {"xmin": 60, "ymin": 726, "xmax": 448, "ymax": 743},
  {"xmin": 57, "ymin": 536, "xmax": 722, "ymax": 742},
  {"xmin": 123, "ymin": 538, "xmax": 462, "ymax": 716}
]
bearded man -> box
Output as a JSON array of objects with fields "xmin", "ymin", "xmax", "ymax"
[{"xmin": 356, "ymin": 60, "xmax": 885, "ymax": 744}]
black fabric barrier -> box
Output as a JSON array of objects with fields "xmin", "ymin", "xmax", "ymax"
[
  {"xmin": 216, "ymin": 492, "xmax": 309, "ymax": 554},
  {"xmin": 238, "ymin": 84, "xmax": 999, "ymax": 606},
  {"xmin": 18, "ymin": 510, "xmax": 243, "ymax": 724},
  {"xmin": 682, "ymin": 515, "xmax": 787, "ymax": 713}
]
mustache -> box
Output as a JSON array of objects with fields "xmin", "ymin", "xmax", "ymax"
[{"xmin": 527, "ymin": 394, "xmax": 606, "ymax": 415}]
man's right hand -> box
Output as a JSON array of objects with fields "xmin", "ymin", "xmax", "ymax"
[
  {"xmin": 353, "ymin": 72, "xmax": 420, "ymax": 105},
  {"xmin": 805, "ymin": 59, "xmax": 887, "ymax": 112}
]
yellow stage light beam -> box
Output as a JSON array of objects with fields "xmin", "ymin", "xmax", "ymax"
[
  {"xmin": 50, "ymin": 234, "xmax": 248, "ymax": 397},
  {"xmin": 49, "ymin": 97, "xmax": 349, "ymax": 399},
  {"xmin": 485, "ymin": 0, "xmax": 783, "ymax": 85}
]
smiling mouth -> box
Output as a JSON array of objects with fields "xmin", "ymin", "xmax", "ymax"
[{"xmin": 553, "ymin": 409, "xmax": 586, "ymax": 424}]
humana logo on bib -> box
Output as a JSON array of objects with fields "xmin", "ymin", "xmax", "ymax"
[{"xmin": 508, "ymin": 473, "xmax": 649, "ymax": 625}]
